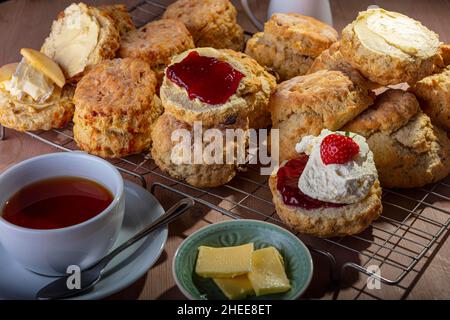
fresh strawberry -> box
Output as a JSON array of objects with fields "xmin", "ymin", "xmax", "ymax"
[{"xmin": 320, "ymin": 133, "xmax": 360, "ymax": 165}]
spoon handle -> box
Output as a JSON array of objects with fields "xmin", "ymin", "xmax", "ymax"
[{"xmin": 97, "ymin": 198, "xmax": 195, "ymax": 269}]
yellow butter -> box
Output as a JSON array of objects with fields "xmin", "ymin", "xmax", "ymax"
[
  {"xmin": 195, "ymin": 243, "xmax": 254, "ymax": 278},
  {"xmin": 213, "ymin": 275, "xmax": 255, "ymax": 300},
  {"xmin": 248, "ymin": 247, "xmax": 291, "ymax": 296}
]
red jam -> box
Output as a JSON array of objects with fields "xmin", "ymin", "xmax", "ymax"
[
  {"xmin": 276, "ymin": 155, "xmax": 345, "ymax": 210},
  {"xmin": 166, "ymin": 51, "xmax": 245, "ymax": 105}
]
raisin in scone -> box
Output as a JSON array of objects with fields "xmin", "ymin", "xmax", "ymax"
[
  {"xmin": 73, "ymin": 58, "xmax": 163, "ymax": 158},
  {"xmin": 245, "ymin": 13, "xmax": 338, "ymax": 81},
  {"xmin": 340, "ymin": 8, "xmax": 441, "ymax": 85},
  {"xmin": 343, "ymin": 89, "xmax": 450, "ymax": 188},
  {"xmin": 270, "ymin": 70, "xmax": 374, "ymax": 161},
  {"xmin": 410, "ymin": 67, "xmax": 450, "ymax": 130},
  {"xmin": 269, "ymin": 130, "xmax": 382, "ymax": 238},
  {"xmin": 41, "ymin": 3, "xmax": 120, "ymax": 81},
  {"xmin": 163, "ymin": 0, "xmax": 244, "ymax": 51}
]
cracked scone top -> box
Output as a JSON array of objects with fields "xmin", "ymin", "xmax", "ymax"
[
  {"xmin": 343, "ymin": 89, "xmax": 450, "ymax": 188},
  {"xmin": 41, "ymin": 3, "xmax": 120, "ymax": 80},
  {"xmin": 341, "ymin": 8, "xmax": 441, "ymax": 85}
]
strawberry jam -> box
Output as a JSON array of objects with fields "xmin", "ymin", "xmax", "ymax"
[
  {"xmin": 166, "ymin": 51, "xmax": 245, "ymax": 105},
  {"xmin": 276, "ymin": 155, "xmax": 344, "ymax": 210}
]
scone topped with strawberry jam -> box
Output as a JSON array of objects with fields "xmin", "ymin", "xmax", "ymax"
[{"xmin": 269, "ymin": 129, "xmax": 382, "ymax": 238}]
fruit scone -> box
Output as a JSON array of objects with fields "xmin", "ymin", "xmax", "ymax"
[
  {"xmin": 163, "ymin": 0, "xmax": 245, "ymax": 51},
  {"xmin": 245, "ymin": 13, "xmax": 338, "ymax": 81},
  {"xmin": 41, "ymin": 2, "xmax": 121, "ymax": 81},
  {"xmin": 340, "ymin": 8, "xmax": 441, "ymax": 85},
  {"xmin": 270, "ymin": 70, "xmax": 374, "ymax": 161},
  {"xmin": 119, "ymin": 19, "xmax": 195, "ymax": 87},
  {"xmin": 269, "ymin": 129, "xmax": 382, "ymax": 238},
  {"xmin": 0, "ymin": 49, "xmax": 74, "ymax": 131},
  {"xmin": 152, "ymin": 48, "xmax": 276, "ymax": 187},
  {"xmin": 73, "ymin": 58, "xmax": 163, "ymax": 158},
  {"xmin": 410, "ymin": 66, "xmax": 450, "ymax": 131},
  {"xmin": 343, "ymin": 89, "xmax": 450, "ymax": 188}
]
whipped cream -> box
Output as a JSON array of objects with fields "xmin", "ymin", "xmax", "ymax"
[{"xmin": 295, "ymin": 129, "xmax": 378, "ymax": 204}]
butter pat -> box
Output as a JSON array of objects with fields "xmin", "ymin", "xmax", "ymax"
[
  {"xmin": 195, "ymin": 243, "xmax": 254, "ymax": 278},
  {"xmin": 213, "ymin": 275, "xmax": 255, "ymax": 300},
  {"xmin": 248, "ymin": 247, "xmax": 291, "ymax": 296}
]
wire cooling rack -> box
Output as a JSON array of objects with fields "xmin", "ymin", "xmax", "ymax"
[{"xmin": 1, "ymin": 0, "xmax": 449, "ymax": 297}]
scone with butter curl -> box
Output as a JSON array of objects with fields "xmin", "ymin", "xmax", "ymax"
[
  {"xmin": 410, "ymin": 67, "xmax": 450, "ymax": 130},
  {"xmin": 343, "ymin": 89, "xmax": 450, "ymax": 188},
  {"xmin": 41, "ymin": 3, "xmax": 120, "ymax": 81},
  {"xmin": 270, "ymin": 70, "xmax": 374, "ymax": 161},
  {"xmin": 245, "ymin": 13, "xmax": 338, "ymax": 81},
  {"xmin": 151, "ymin": 113, "xmax": 245, "ymax": 187},
  {"xmin": 341, "ymin": 8, "xmax": 441, "ymax": 85},
  {"xmin": 119, "ymin": 19, "xmax": 194, "ymax": 86},
  {"xmin": 161, "ymin": 47, "xmax": 276, "ymax": 129},
  {"xmin": 0, "ymin": 84, "xmax": 74, "ymax": 131},
  {"xmin": 163, "ymin": 0, "xmax": 244, "ymax": 51},
  {"xmin": 73, "ymin": 58, "xmax": 163, "ymax": 158},
  {"xmin": 99, "ymin": 4, "xmax": 135, "ymax": 37}
]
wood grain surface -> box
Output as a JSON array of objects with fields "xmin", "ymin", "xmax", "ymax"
[{"xmin": 0, "ymin": 0, "xmax": 449, "ymax": 300}]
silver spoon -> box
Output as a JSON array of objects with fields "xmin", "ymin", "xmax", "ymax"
[{"xmin": 36, "ymin": 197, "xmax": 195, "ymax": 300}]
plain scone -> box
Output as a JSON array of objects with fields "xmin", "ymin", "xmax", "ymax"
[
  {"xmin": 340, "ymin": 8, "xmax": 441, "ymax": 85},
  {"xmin": 245, "ymin": 13, "xmax": 338, "ymax": 81},
  {"xmin": 163, "ymin": 0, "xmax": 244, "ymax": 51},
  {"xmin": 269, "ymin": 170, "xmax": 382, "ymax": 238},
  {"xmin": 410, "ymin": 67, "xmax": 450, "ymax": 131},
  {"xmin": 161, "ymin": 47, "xmax": 276, "ymax": 129},
  {"xmin": 270, "ymin": 70, "xmax": 374, "ymax": 161},
  {"xmin": 41, "ymin": 3, "xmax": 120, "ymax": 81},
  {"xmin": 73, "ymin": 58, "xmax": 163, "ymax": 158},
  {"xmin": 343, "ymin": 89, "xmax": 450, "ymax": 188}
]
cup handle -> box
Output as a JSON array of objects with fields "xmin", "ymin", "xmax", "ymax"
[{"xmin": 240, "ymin": 0, "xmax": 264, "ymax": 31}]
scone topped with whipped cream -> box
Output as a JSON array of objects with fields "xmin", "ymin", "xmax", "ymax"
[
  {"xmin": 41, "ymin": 3, "xmax": 120, "ymax": 80},
  {"xmin": 0, "ymin": 48, "xmax": 74, "ymax": 131},
  {"xmin": 269, "ymin": 129, "xmax": 382, "ymax": 237},
  {"xmin": 341, "ymin": 8, "xmax": 441, "ymax": 85}
]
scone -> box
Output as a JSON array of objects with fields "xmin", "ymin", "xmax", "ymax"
[
  {"xmin": 410, "ymin": 67, "xmax": 450, "ymax": 130},
  {"xmin": 270, "ymin": 70, "xmax": 374, "ymax": 161},
  {"xmin": 73, "ymin": 58, "xmax": 163, "ymax": 158},
  {"xmin": 269, "ymin": 130, "xmax": 382, "ymax": 238},
  {"xmin": 245, "ymin": 13, "xmax": 338, "ymax": 81},
  {"xmin": 41, "ymin": 3, "xmax": 120, "ymax": 80},
  {"xmin": 119, "ymin": 19, "xmax": 194, "ymax": 86},
  {"xmin": 340, "ymin": 8, "xmax": 441, "ymax": 85},
  {"xmin": 151, "ymin": 113, "xmax": 244, "ymax": 188},
  {"xmin": 161, "ymin": 47, "xmax": 276, "ymax": 129},
  {"xmin": 343, "ymin": 89, "xmax": 450, "ymax": 188},
  {"xmin": 99, "ymin": 4, "xmax": 135, "ymax": 37},
  {"xmin": 163, "ymin": 0, "xmax": 244, "ymax": 51},
  {"xmin": 308, "ymin": 42, "xmax": 379, "ymax": 90}
]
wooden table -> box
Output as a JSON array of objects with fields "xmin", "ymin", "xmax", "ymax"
[{"xmin": 0, "ymin": 0, "xmax": 449, "ymax": 300}]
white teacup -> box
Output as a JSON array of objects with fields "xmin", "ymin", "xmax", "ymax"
[{"xmin": 0, "ymin": 152, "xmax": 125, "ymax": 276}]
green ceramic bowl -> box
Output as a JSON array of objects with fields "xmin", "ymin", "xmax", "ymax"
[{"xmin": 172, "ymin": 219, "xmax": 313, "ymax": 300}]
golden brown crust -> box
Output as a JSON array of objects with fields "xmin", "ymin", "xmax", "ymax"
[
  {"xmin": 99, "ymin": 4, "xmax": 135, "ymax": 37},
  {"xmin": 151, "ymin": 112, "xmax": 243, "ymax": 187},
  {"xmin": 119, "ymin": 19, "xmax": 194, "ymax": 86},
  {"xmin": 410, "ymin": 67, "xmax": 450, "ymax": 130},
  {"xmin": 270, "ymin": 70, "xmax": 374, "ymax": 161},
  {"xmin": 245, "ymin": 13, "xmax": 338, "ymax": 81},
  {"xmin": 269, "ymin": 174, "xmax": 382, "ymax": 238},
  {"xmin": 343, "ymin": 89, "xmax": 450, "ymax": 188},
  {"xmin": 73, "ymin": 58, "xmax": 163, "ymax": 158},
  {"xmin": 163, "ymin": 0, "xmax": 244, "ymax": 51},
  {"xmin": 0, "ymin": 85, "xmax": 74, "ymax": 131}
]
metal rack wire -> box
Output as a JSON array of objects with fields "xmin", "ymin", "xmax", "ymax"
[{"xmin": 1, "ymin": 0, "xmax": 449, "ymax": 296}]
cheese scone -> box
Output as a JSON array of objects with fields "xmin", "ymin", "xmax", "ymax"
[
  {"xmin": 99, "ymin": 4, "xmax": 135, "ymax": 37},
  {"xmin": 41, "ymin": 3, "xmax": 120, "ymax": 80},
  {"xmin": 341, "ymin": 8, "xmax": 441, "ymax": 85}
]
